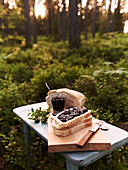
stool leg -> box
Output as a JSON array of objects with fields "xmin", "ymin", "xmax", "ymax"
[
  {"xmin": 103, "ymin": 153, "xmax": 112, "ymax": 170},
  {"xmin": 66, "ymin": 159, "xmax": 79, "ymax": 170},
  {"xmin": 23, "ymin": 122, "xmax": 30, "ymax": 157}
]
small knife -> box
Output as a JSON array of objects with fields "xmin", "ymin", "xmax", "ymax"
[{"xmin": 77, "ymin": 124, "xmax": 101, "ymax": 147}]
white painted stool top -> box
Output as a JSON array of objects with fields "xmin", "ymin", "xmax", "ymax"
[{"xmin": 13, "ymin": 102, "xmax": 128, "ymax": 167}]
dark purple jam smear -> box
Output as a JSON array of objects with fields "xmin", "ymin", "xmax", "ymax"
[
  {"xmin": 57, "ymin": 107, "xmax": 88, "ymax": 122},
  {"xmin": 52, "ymin": 111, "xmax": 60, "ymax": 116}
]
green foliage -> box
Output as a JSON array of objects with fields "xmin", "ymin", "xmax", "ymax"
[
  {"xmin": 30, "ymin": 61, "xmax": 85, "ymax": 102},
  {"xmin": 0, "ymin": 127, "xmax": 26, "ymax": 169},
  {"xmin": 28, "ymin": 106, "xmax": 52, "ymax": 123},
  {"xmin": 0, "ymin": 75, "xmax": 31, "ymax": 134},
  {"xmin": 73, "ymin": 61, "xmax": 128, "ymax": 123},
  {"xmin": 112, "ymin": 144, "xmax": 128, "ymax": 170},
  {"xmin": 101, "ymin": 46, "xmax": 125, "ymax": 62},
  {"xmin": 91, "ymin": 65, "xmax": 128, "ymax": 123}
]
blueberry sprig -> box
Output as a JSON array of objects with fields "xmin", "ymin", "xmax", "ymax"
[{"xmin": 28, "ymin": 106, "xmax": 52, "ymax": 123}]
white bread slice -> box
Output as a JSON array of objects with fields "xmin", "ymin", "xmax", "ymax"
[
  {"xmin": 50, "ymin": 109, "xmax": 91, "ymax": 129},
  {"xmin": 46, "ymin": 88, "xmax": 85, "ymax": 109},
  {"xmin": 52, "ymin": 115, "xmax": 92, "ymax": 130},
  {"xmin": 53, "ymin": 121, "xmax": 92, "ymax": 136}
]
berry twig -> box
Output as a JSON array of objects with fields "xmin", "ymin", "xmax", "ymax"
[{"xmin": 28, "ymin": 106, "xmax": 52, "ymax": 123}]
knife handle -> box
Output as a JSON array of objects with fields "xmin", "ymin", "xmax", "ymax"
[{"xmin": 77, "ymin": 131, "xmax": 94, "ymax": 147}]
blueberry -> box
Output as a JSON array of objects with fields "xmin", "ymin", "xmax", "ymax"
[
  {"xmin": 83, "ymin": 108, "xmax": 88, "ymax": 113},
  {"xmin": 35, "ymin": 119, "xmax": 40, "ymax": 123}
]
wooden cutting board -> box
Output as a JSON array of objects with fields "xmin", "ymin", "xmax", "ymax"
[{"xmin": 48, "ymin": 118, "xmax": 111, "ymax": 152}]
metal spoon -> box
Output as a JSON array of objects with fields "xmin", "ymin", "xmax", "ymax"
[{"xmin": 45, "ymin": 82, "xmax": 51, "ymax": 91}]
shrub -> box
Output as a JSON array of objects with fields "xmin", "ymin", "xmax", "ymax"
[
  {"xmin": 0, "ymin": 75, "xmax": 33, "ymax": 133},
  {"xmin": 76, "ymin": 62, "xmax": 128, "ymax": 123},
  {"xmin": 101, "ymin": 46, "xmax": 125, "ymax": 62},
  {"xmin": 30, "ymin": 61, "xmax": 85, "ymax": 102}
]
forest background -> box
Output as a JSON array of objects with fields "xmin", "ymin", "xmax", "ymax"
[{"xmin": 0, "ymin": 0, "xmax": 128, "ymax": 169}]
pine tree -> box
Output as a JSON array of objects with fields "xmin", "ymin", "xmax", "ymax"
[
  {"xmin": 24, "ymin": 0, "xmax": 31, "ymax": 44},
  {"xmin": 85, "ymin": 0, "xmax": 90, "ymax": 40},
  {"xmin": 92, "ymin": 0, "xmax": 97, "ymax": 38},
  {"xmin": 45, "ymin": 0, "xmax": 49, "ymax": 37},
  {"xmin": 69, "ymin": 0, "xmax": 81, "ymax": 48},
  {"xmin": 115, "ymin": 0, "xmax": 123, "ymax": 32},
  {"xmin": 57, "ymin": 0, "xmax": 61, "ymax": 42},
  {"xmin": 33, "ymin": 0, "xmax": 37, "ymax": 43},
  {"xmin": 62, "ymin": 0, "xmax": 66, "ymax": 41},
  {"xmin": 106, "ymin": 0, "xmax": 112, "ymax": 33},
  {"xmin": 112, "ymin": 0, "xmax": 116, "ymax": 32},
  {"xmin": 50, "ymin": 0, "xmax": 54, "ymax": 35}
]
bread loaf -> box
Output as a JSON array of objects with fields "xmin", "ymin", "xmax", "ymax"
[
  {"xmin": 51, "ymin": 108, "xmax": 91, "ymax": 129},
  {"xmin": 52, "ymin": 115, "xmax": 92, "ymax": 130},
  {"xmin": 46, "ymin": 89, "xmax": 92, "ymax": 137},
  {"xmin": 46, "ymin": 88, "xmax": 85, "ymax": 109},
  {"xmin": 52, "ymin": 121, "xmax": 92, "ymax": 136},
  {"xmin": 50, "ymin": 107, "xmax": 92, "ymax": 136}
]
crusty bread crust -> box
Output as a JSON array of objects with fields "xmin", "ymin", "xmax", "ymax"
[
  {"xmin": 50, "ymin": 110, "xmax": 91, "ymax": 129},
  {"xmin": 46, "ymin": 88, "xmax": 85, "ymax": 109},
  {"xmin": 53, "ymin": 121, "xmax": 92, "ymax": 136}
]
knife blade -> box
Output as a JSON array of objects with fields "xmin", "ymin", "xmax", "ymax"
[{"xmin": 77, "ymin": 124, "xmax": 101, "ymax": 147}]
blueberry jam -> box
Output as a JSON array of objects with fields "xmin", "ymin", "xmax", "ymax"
[{"xmin": 57, "ymin": 107, "xmax": 88, "ymax": 122}]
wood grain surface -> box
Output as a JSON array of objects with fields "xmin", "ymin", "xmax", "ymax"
[{"xmin": 48, "ymin": 118, "xmax": 111, "ymax": 152}]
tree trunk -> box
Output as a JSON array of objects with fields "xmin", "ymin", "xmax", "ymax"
[
  {"xmin": 62, "ymin": 0, "xmax": 66, "ymax": 41},
  {"xmin": 92, "ymin": 0, "xmax": 97, "ymax": 38},
  {"xmin": 24, "ymin": 0, "xmax": 31, "ymax": 44},
  {"xmin": 0, "ymin": 19, "xmax": 4, "ymax": 38},
  {"xmin": 106, "ymin": 0, "xmax": 112, "ymax": 33},
  {"xmin": 115, "ymin": 0, "xmax": 122, "ymax": 32},
  {"xmin": 112, "ymin": 0, "xmax": 116, "ymax": 32},
  {"xmin": 0, "ymin": 0, "xmax": 5, "ymax": 38},
  {"xmin": 102, "ymin": 0, "xmax": 106, "ymax": 14},
  {"xmin": 45, "ymin": 0, "xmax": 49, "ymax": 37},
  {"xmin": 33, "ymin": 0, "xmax": 37, "ymax": 43},
  {"xmin": 50, "ymin": 0, "xmax": 54, "ymax": 35},
  {"xmin": 5, "ymin": 21, "xmax": 9, "ymax": 40},
  {"xmin": 4, "ymin": 2, "xmax": 9, "ymax": 41},
  {"xmin": 69, "ymin": 0, "xmax": 81, "ymax": 48},
  {"xmin": 79, "ymin": 0, "xmax": 82, "ymax": 32},
  {"xmin": 99, "ymin": 0, "xmax": 106, "ymax": 35},
  {"xmin": 57, "ymin": 1, "xmax": 61, "ymax": 42},
  {"xmin": 85, "ymin": 0, "xmax": 90, "ymax": 40},
  {"xmin": 0, "ymin": 18, "xmax": 3, "ymax": 36}
]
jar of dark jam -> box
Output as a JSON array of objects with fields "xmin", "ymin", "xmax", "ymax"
[{"xmin": 51, "ymin": 96, "xmax": 65, "ymax": 113}]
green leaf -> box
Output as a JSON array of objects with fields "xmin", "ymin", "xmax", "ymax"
[{"xmin": 31, "ymin": 108, "xmax": 34, "ymax": 112}]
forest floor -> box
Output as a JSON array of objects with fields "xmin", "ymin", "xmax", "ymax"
[
  {"xmin": 112, "ymin": 122, "xmax": 128, "ymax": 132},
  {"xmin": 0, "ymin": 156, "xmax": 9, "ymax": 170}
]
